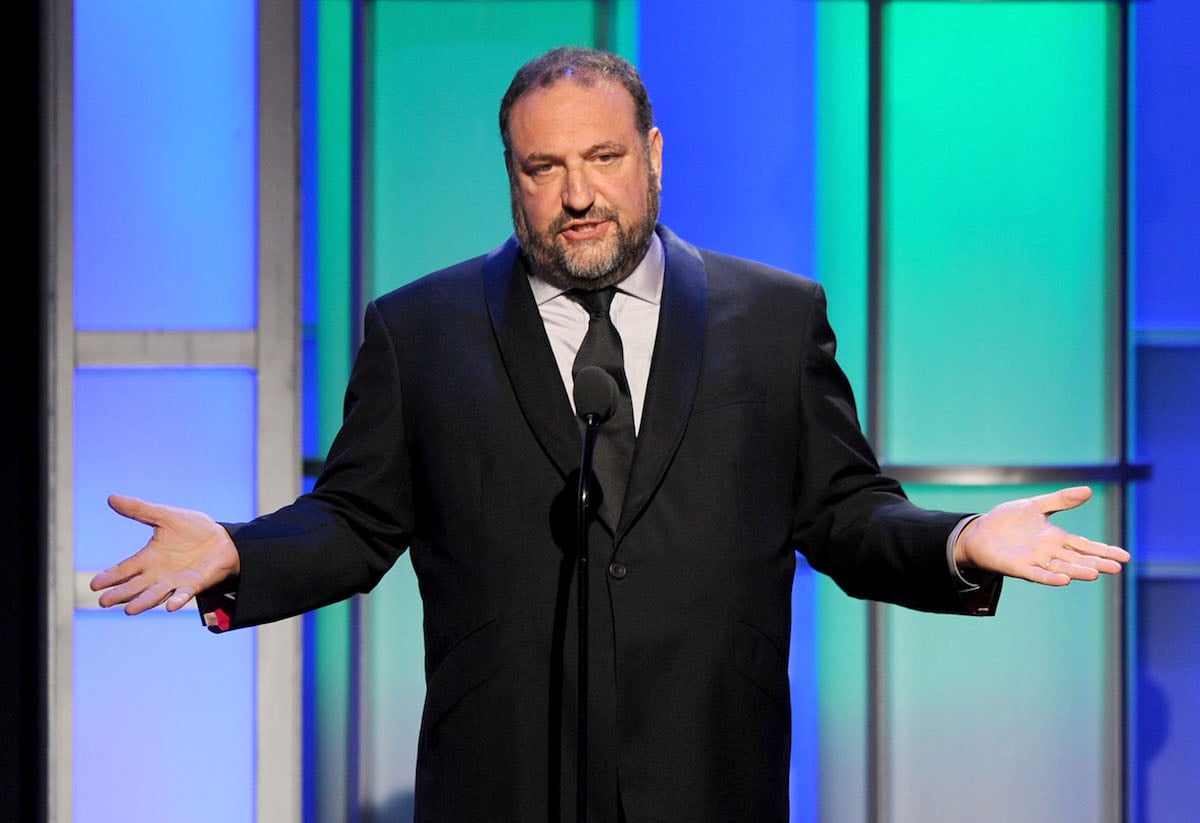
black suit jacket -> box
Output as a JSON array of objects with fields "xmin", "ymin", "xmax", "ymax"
[{"xmin": 220, "ymin": 226, "xmax": 994, "ymax": 822}]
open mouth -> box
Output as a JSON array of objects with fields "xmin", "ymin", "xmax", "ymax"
[{"xmin": 559, "ymin": 220, "xmax": 611, "ymax": 242}]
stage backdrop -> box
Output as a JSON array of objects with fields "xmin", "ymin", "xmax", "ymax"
[{"xmin": 50, "ymin": 2, "xmax": 1199, "ymax": 822}]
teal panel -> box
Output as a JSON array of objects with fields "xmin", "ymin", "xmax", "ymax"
[
  {"xmin": 304, "ymin": 5, "xmax": 357, "ymax": 822},
  {"xmin": 365, "ymin": 1, "xmax": 597, "ymax": 297},
  {"xmin": 888, "ymin": 484, "xmax": 1115, "ymax": 823},
  {"xmin": 316, "ymin": 0, "xmax": 356, "ymax": 456},
  {"xmin": 814, "ymin": 0, "xmax": 869, "ymax": 407},
  {"xmin": 880, "ymin": 3, "xmax": 1117, "ymax": 466},
  {"xmin": 362, "ymin": 556, "xmax": 427, "ymax": 817},
  {"xmin": 815, "ymin": 576, "xmax": 868, "ymax": 823},
  {"xmin": 814, "ymin": 4, "xmax": 871, "ymax": 822},
  {"xmin": 358, "ymin": 5, "xmax": 603, "ymax": 811}
]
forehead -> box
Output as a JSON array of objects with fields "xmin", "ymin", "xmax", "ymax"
[{"xmin": 507, "ymin": 79, "xmax": 640, "ymax": 156}]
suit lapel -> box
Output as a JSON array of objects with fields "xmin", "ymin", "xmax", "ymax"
[
  {"xmin": 617, "ymin": 226, "xmax": 707, "ymax": 538},
  {"xmin": 482, "ymin": 237, "xmax": 580, "ymax": 478}
]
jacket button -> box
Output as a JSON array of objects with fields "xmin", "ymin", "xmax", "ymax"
[{"xmin": 608, "ymin": 562, "xmax": 628, "ymax": 579}]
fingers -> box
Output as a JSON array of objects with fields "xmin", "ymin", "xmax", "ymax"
[
  {"xmin": 164, "ymin": 587, "xmax": 195, "ymax": 612},
  {"xmin": 1045, "ymin": 537, "xmax": 1129, "ymax": 575},
  {"xmin": 1027, "ymin": 535, "xmax": 1130, "ymax": 585},
  {"xmin": 89, "ymin": 557, "xmax": 140, "ymax": 592},
  {"xmin": 94, "ymin": 570, "xmax": 155, "ymax": 611},
  {"xmin": 95, "ymin": 572, "xmax": 195, "ymax": 614}
]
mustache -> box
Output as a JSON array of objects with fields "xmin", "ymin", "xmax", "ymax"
[{"xmin": 550, "ymin": 206, "xmax": 620, "ymax": 234}]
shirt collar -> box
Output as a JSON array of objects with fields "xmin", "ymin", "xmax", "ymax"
[{"xmin": 526, "ymin": 231, "xmax": 665, "ymax": 307}]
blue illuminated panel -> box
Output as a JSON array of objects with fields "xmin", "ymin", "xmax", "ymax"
[
  {"xmin": 1137, "ymin": 579, "xmax": 1200, "ymax": 823},
  {"xmin": 1133, "ymin": 0, "xmax": 1200, "ymax": 329},
  {"xmin": 73, "ymin": 368, "xmax": 257, "ymax": 570},
  {"xmin": 73, "ymin": 610, "xmax": 255, "ymax": 823},
  {"xmin": 638, "ymin": 6, "xmax": 819, "ymax": 820},
  {"xmin": 73, "ymin": 0, "xmax": 257, "ymax": 330},
  {"xmin": 638, "ymin": 0, "xmax": 816, "ymax": 275},
  {"xmin": 788, "ymin": 565, "xmax": 817, "ymax": 823},
  {"xmin": 1134, "ymin": 346, "xmax": 1200, "ymax": 563}
]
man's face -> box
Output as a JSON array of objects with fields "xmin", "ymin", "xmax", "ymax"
[{"xmin": 506, "ymin": 79, "xmax": 663, "ymax": 290}]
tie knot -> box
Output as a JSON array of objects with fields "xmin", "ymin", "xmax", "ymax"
[{"xmin": 574, "ymin": 287, "xmax": 617, "ymax": 317}]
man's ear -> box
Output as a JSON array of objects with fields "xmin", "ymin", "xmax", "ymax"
[{"xmin": 647, "ymin": 127, "xmax": 663, "ymax": 191}]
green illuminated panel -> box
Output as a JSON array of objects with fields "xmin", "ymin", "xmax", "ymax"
[
  {"xmin": 310, "ymin": 5, "xmax": 356, "ymax": 822},
  {"xmin": 357, "ymin": 3, "xmax": 613, "ymax": 811},
  {"xmin": 317, "ymin": 0, "xmax": 354, "ymax": 456},
  {"xmin": 887, "ymin": 483, "xmax": 1115, "ymax": 823},
  {"xmin": 814, "ymin": 4, "xmax": 870, "ymax": 821},
  {"xmin": 815, "ymin": 0, "xmax": 870, "ymax": 408},
  {"xmin": 366, "ymin": 1, "xmax": 599, "ymax": 297},
  {"xmin": 880, "ymin": 2, "xmax": 1117, "ymax": 466}
]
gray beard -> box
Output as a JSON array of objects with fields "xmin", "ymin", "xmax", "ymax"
[{"xmin": 511, "ymin": 178, "xmax": 659, "ymax": 291}]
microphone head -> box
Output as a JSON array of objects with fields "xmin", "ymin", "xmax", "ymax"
[{"xmin": 573, "ymin": 365, "xmax": 618, "ymax": 423}]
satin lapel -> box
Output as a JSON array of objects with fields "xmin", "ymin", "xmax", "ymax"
[
  {"xmin": 482, "ymin": 237, "xmax": 580, "ymax": 478},
  {"xmin": 618, "ymin": 227, "xmax": 707, "ymax": 537}
]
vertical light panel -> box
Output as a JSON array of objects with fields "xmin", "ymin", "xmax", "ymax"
[
  {"xmin": 639, "ymin": 4, "xmax": 820, "ymax": 820},
  {"xmin": 1136, "ymin": 579, "xmax": 1200, "ymax": 823},
  {"xmin": 639, "ymin": 0, "xmax": 815, "ymax": 275},
  {"xmin": 1131, "ymin": 0, "xmax": 1200, "ymax": 330},
  {"xmin": 68, "ymin": 1, "xmax": 265, "ymax": 818},
  {"xmin": 71, "ymin": 368, "xmax": 258, "ymax": 817},
  {"xmin": 73, "ymin": 0, "xmax": 257, "ymax": 331},
  {"xmin": 303, "ymin": 2, "xmax": 357, "ymax": 821},
  {"xmin": 366, "ymin": 0, "xmax": 597, "ymax": 298},
  {"xmin": 1130, "ymin": 2, "xmax": 1200, "ymax": 821},
  {"xmin": 314, "ymin": 0, "xmax": 356, "ymax": 453},
  {"xmin": 889, "ymin": 485, "xmax": 1113, "ymax": 823},
  {"xmin": 877, "ymin": 4, "xmax": 1121, "ymax": 823},
  {"xmin": 359, "ymin": 4, "xmax": 605, "ymax": 813},
  {"xmin": 73, "ymin": 613, "xmax": 256, "ymax": 823},
  {"xmin": 57, "ymin": 1, "xmax": 303, "ymax": 821},
  {"xmin": 880, "ymin": 2, "xmax": 1115, "ymax": 467},
  {"xmin": 813, "ymin": 4, "xmax": 871, "ymax": 822},
  {"xmin": 1133, "ymin": 346, "xmax": 1200, "ymax": 564}
]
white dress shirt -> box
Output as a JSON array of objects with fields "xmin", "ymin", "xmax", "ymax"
[{"xmin": 527, "ymin": 233, "xmax": 665, "ymax": 435}]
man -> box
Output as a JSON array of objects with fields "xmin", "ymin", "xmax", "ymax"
[{"xmin": 92, "ymin": 48, "xmax": 1128, "ymax": 822}]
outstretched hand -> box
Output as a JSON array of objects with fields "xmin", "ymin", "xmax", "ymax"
[
  {"xmin": 90, "ymin": 495, "xmax": 241, "ymax": 615},
  {"xmin": 954, "ymin": 486, "xmax": 1130, "ymax": 586}
]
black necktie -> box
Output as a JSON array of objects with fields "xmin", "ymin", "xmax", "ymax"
[{"xmin": 572, "ymin": 287, "xmax": 636, "ymax": 527}]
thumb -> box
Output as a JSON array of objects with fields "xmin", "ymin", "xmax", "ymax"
[
  {"xmin": 107, "ymin": 494, "xmax": 168, "ymax": 526},
  {"xmin": 1031, "ymin": 485, "xmax": 1093, "ymax": 516}
]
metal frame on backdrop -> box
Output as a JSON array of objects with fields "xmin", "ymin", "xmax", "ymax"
[
  {"xmin": 863, "ymin": 3, "xmax": 1138, "ymax": 823},
  {"xmin": 43, "ymin": 1, "xmax": 303, "ymax": 819}
]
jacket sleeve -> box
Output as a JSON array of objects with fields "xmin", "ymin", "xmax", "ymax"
[
  {"xmin": 200, "ymin": 300, "xmax": 415, "ymax": 630},
  {"xmin": 789, "ymin": 284, "xmax": 999, "ymax": 615}
]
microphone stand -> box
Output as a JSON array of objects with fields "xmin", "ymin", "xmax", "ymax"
[
  {"xmin": 572, "ymin": 364, "xmax": 616, "ymax": 823},
  {"xmin": 575, "ymin": 413, "xmax": 601, "ymax": 823}
]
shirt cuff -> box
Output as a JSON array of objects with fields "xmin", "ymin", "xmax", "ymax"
[
  {"xmin": 946, "ymin": 515, "xmax": 982, "ymax": 591},
  {"xmin": 946, "ymin": 514, "xmax": 1001, "ymax": 615}
]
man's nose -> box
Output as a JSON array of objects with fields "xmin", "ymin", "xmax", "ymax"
[{"xmin": 561, "ymin": 167, "xmax": 595, "ymax": 212}]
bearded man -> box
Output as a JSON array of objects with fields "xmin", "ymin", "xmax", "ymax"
[{"xmin": 93, "ymin": 47, "xmax": 1128, "ymax": 823}]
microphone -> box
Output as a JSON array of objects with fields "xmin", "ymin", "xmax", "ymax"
[{"xmin": 573, "ymin": 365, "xmax": 618, "ymax": 424}]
